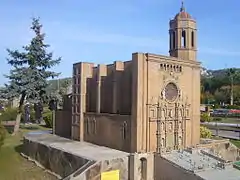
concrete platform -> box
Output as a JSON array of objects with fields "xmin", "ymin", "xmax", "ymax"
[
  {"xmin": 23, "ymin": 132, "xmax": 129, "ymax": 180},
  {"xmin": 25, "ymin": 132, "xmax": 129, "ymax": 161}
]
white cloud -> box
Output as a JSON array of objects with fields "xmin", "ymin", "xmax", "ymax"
[
  {"xmin": 43, "ymin": 21, "xmax": 167, "ymax": 49},
  {"xmin": 46, "ymin": 22, "xmax": 240, "ymax": 58},
  {"xmin": 1, "ymin": 19, "xmax": 240, "ymax": 61}
]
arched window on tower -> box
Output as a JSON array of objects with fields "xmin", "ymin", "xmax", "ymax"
[
  {"xmin": 181, "ymin": 30, "xmax": 186, "ymax": 48},
  {"xmin": 191, "ymin": 31, "xmax": 194, "ymax": 47},
  {"xmin": 172, "ymin": 31, "xmax": 176, "ymax": 49},
  {"xmin": 169, "ymin": 32, "xmax": 172, "ymax": 50}
]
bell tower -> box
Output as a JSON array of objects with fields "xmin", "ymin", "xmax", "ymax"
[{"xmin": 169, "ymin": 2, "xmax": 197, "ymax": 61}]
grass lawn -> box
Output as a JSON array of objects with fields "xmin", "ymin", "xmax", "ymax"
[
  {"xmin": 211, "ymin": 136, "xmax": 240, "ymax": 148},
  {"xmin": 230, "ymin": 139, "xmax": 240, "ymax": 148},
  {"xmin": 0, "ymin": 124, "xmax": 57, "ymax": 180}
]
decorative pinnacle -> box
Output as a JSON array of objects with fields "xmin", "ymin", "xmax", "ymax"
[{"xmin": 180, "ymin": 1, "xmax": 185, "ymax": 12}]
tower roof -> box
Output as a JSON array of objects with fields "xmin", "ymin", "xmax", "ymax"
[{"xmin": 174, "ymin": 1, "xmax": 192, "ymax": 19}]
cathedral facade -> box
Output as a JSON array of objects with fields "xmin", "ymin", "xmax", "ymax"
[{"xmin": 71, "ymin": 3, "xmax": 200, "ymax": 154}]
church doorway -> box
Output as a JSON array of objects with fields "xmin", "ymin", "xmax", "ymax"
[{"xmin": 140, "ymin": 157, "xmax": 147, "ymax": 180}]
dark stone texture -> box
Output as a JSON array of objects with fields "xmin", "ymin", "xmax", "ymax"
[
  {"xmin": 23, "ymin": 134, "xmax": 130, "ymax": 180},
  {"xmin": 23, "ymin": 138, "xmax": 90, "ymax": 178}
]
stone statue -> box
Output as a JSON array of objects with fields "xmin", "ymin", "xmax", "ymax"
[
  {"xmin": 179, "ymin": 136, "xmax": 182, "ymax": 145},
  {"xmin": 161, "ymin": 122, "xmax": 164, "ymax": 131},
  {"xmin": 161, "ymin": 89, "xmax": 166, "ymax": 100}
]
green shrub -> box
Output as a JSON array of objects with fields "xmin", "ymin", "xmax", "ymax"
[
  {"xmin": 43, "ymin": 111, "xmax": 53, "ymax": 128},
  {"xmin": 0, "ymin": 106, "xmax": 37, "ymax": 123},
  {"xmin": 200, "ymin": 113, "xmax": 212, "ymax": 122},
  {"xmin": 0, "ymin": 124, "xmax": 6, "ymax": 149},
  {"xmin": 213, "ymin": 104, "xmax": 220, "ymax": 109},
  {"xmin": 200, "ymin": 126, "xmax": 212, "ymax": 138},
  {"xmin": 226, "ymin": 105, "xmax": 240, "ymax": 109},
  {"xmin": 0, "ymin": 108, "xmax": 18, "ymax": 121},
  {"xmin": 43, "ymin": 108, "xmax": 51, "ymax": 114}
]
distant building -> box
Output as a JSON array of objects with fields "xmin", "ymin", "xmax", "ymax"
[{"xmin": 8, "ymin": 97, "xmax": 20, "ymax": 108}]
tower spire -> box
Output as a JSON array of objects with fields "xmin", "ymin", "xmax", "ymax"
[{"xmin": 180, "ymin": 1, "xmax": 185, "ymax": 12}]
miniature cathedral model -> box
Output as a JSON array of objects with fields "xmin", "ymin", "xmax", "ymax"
[{"xmin": 71, "ymin": 2, "xmax": 201, "ymax": 154}]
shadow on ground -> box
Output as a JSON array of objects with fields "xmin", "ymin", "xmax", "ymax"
[
  {"xmin": 21, "ymin": 126, "xmax": 40, "ymax": 130},
  {"xmin": 4, "ymin": 124, "xmax": 41, "ymax": 133},
  {"xmin": 4, "ymin": 125, "xmax": 14, "ymax": 134},
  {"xmin": 15, "ymin": 143, "xmax": 23, "ymax": 154}
]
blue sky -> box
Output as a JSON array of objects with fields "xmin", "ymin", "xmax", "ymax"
[{"xmin": 0, "ymin": 0, "xmax": 239, "ymax": 85}]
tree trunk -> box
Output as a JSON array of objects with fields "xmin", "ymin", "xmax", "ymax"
[
  {"xmin": 230, "ymin": 76, "xmax": 234, "ymax": 105},
  {"xmin": 12, "ymin": 113, "xmax": 22, "ymax": 136},
  {"xmin": 12, "ymin": 94, "xmax": 25, "ymax": 136}
]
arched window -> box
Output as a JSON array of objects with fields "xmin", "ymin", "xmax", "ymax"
[
  {"xmin": 140, "ymin": 158, "xmax": 147, "ymax": 180},
  {"xmin": 179, "ymin": 136, "xmax": 182, "ymax": 145},
  {"xmin": 161, "ymin": 138, "xmax": 165, "ymax": 147},
  {"xmin": 179, "ymin": 66, "xmax": 182, "ymax": 72},
  {"xmin": 172, "ymin": 31, "xmax": 176, "ymax": 49},
  {"xmin": 122, "ymin": 122, "xmax": 127, "ymax": 140},
  {"xmin": 160, "ymin": 64, "xmax": 163, "ymax": 70},
  {"xmin": 169, "ymin": 32, "xmax": 172, "ymax": 50},
  {"xmin": 181, "ymin": 30, "xmax": 186, "ymax": 48},
  {"xmin": 164, "ymin": 64, "xmax": 166, "ymax": 70},
  {"xmin": 191, "ymin": 31, "xmax": 194, "ymax": 47},
  {"xmin": 175, "ymin": 65, "xmax": 178, "ymax": 72},
  {"xmin": 179, "ymin": 121, "xmax": 182, "ymax": 129},
  {"xmin": 174, "ymin": 132, "xmax": 178, "ymax": 146},
  {"xmin": 85, "ymin": 118, "xmax": 89, "ymax": 134},
  {"xmin": 161, "ymin": 122, "xmax": 164, "ymax": 131},
  {"xmin": 92, "ymin": 118, "xmax": 97, "ymax": 134},
  {"xmin": 169, "ymin": 122, "xmax": 173, "ymax": 130}
]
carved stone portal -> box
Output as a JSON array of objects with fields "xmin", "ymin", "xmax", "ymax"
[{"xmin": 148, "ymin": 84, "xmax": 190, "ymax": 154}]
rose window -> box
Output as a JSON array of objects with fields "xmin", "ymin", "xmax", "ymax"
[{"xmin": 165, "ymin": 82, "xmax": 178, "ymax": 101}]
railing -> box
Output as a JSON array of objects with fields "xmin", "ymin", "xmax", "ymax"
[{"xmin": 201, "ymin": 122, "xmax": 240, "ymax": 140}]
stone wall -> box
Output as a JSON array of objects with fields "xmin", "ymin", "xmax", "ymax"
[
  {"xmin": 23, "ymin": 137, "xmax": 91, "ymax": 178},
  {"xmin": 129, "ymin": 153, "xmax": 154, "ymax": 180},
  {"xmin": 83, "ymin": 61, "xmax": 132, "ymax": 115},
  {"xmin": 62, "ymin": 95, "xmax": 72, "ymax": 111},
  {"xmin": 70, "ymin": 157, "xmax": 129, "ymax": 180},
  {"xmin": 154, "ymin": 154, "xmax": 204, "ymax": 180},
  {"xmin": 55, "ymin": 110, "xmax": 72, "ymax": 139},
  {"xmin": 84, "ymin": 112, "xmax": 131, "ymax": 152},
  {"xmin": 198, "ymin": 139, "xmax": 240, "ymax": 161},
  {"xmin": 23, "ymin": 134, "xmax": 129, "ymax": 180},
  {"xmin": 204, "ymin": 141, "xmax": 240, "ymax": 162},
  {"xmin": 72, "ymin": 61, "xmax": 132, "ymax": 141}
]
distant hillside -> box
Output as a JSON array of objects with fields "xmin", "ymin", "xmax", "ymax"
[
  {"xmin": 205, "ymin": 68, "xmax": 240, "ymax": 78},
  {"xmin": 47, "ymin": 77, "xmax": 72, "ymax": 93},
  {"xmin": 201, "ymin": 68, "xmax": 240, "ymax": 104},
  {"xmin": 202, "ymin": 68, "xmax": 240, "ymax": 84}
]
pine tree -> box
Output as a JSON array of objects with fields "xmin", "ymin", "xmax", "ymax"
[{"xmin": 1, "ymin": 17, "xmax": 61, "ymax": 135}]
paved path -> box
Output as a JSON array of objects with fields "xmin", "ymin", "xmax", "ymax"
[
  {"xmin": 210, "ymin": 129, "xmax": 240, "ymax": 140},
  {"xmin": 202, "ymin": 122, "xmax": 240, "ymax": 127},
  {"xmin": 1, "ymin": 121, "xmax": 15, "ymax": 126}
]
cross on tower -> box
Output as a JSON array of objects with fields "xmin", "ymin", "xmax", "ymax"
[{"xmin": 180, "ymin": 0, "xmax": 185, "ymax": 12}]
